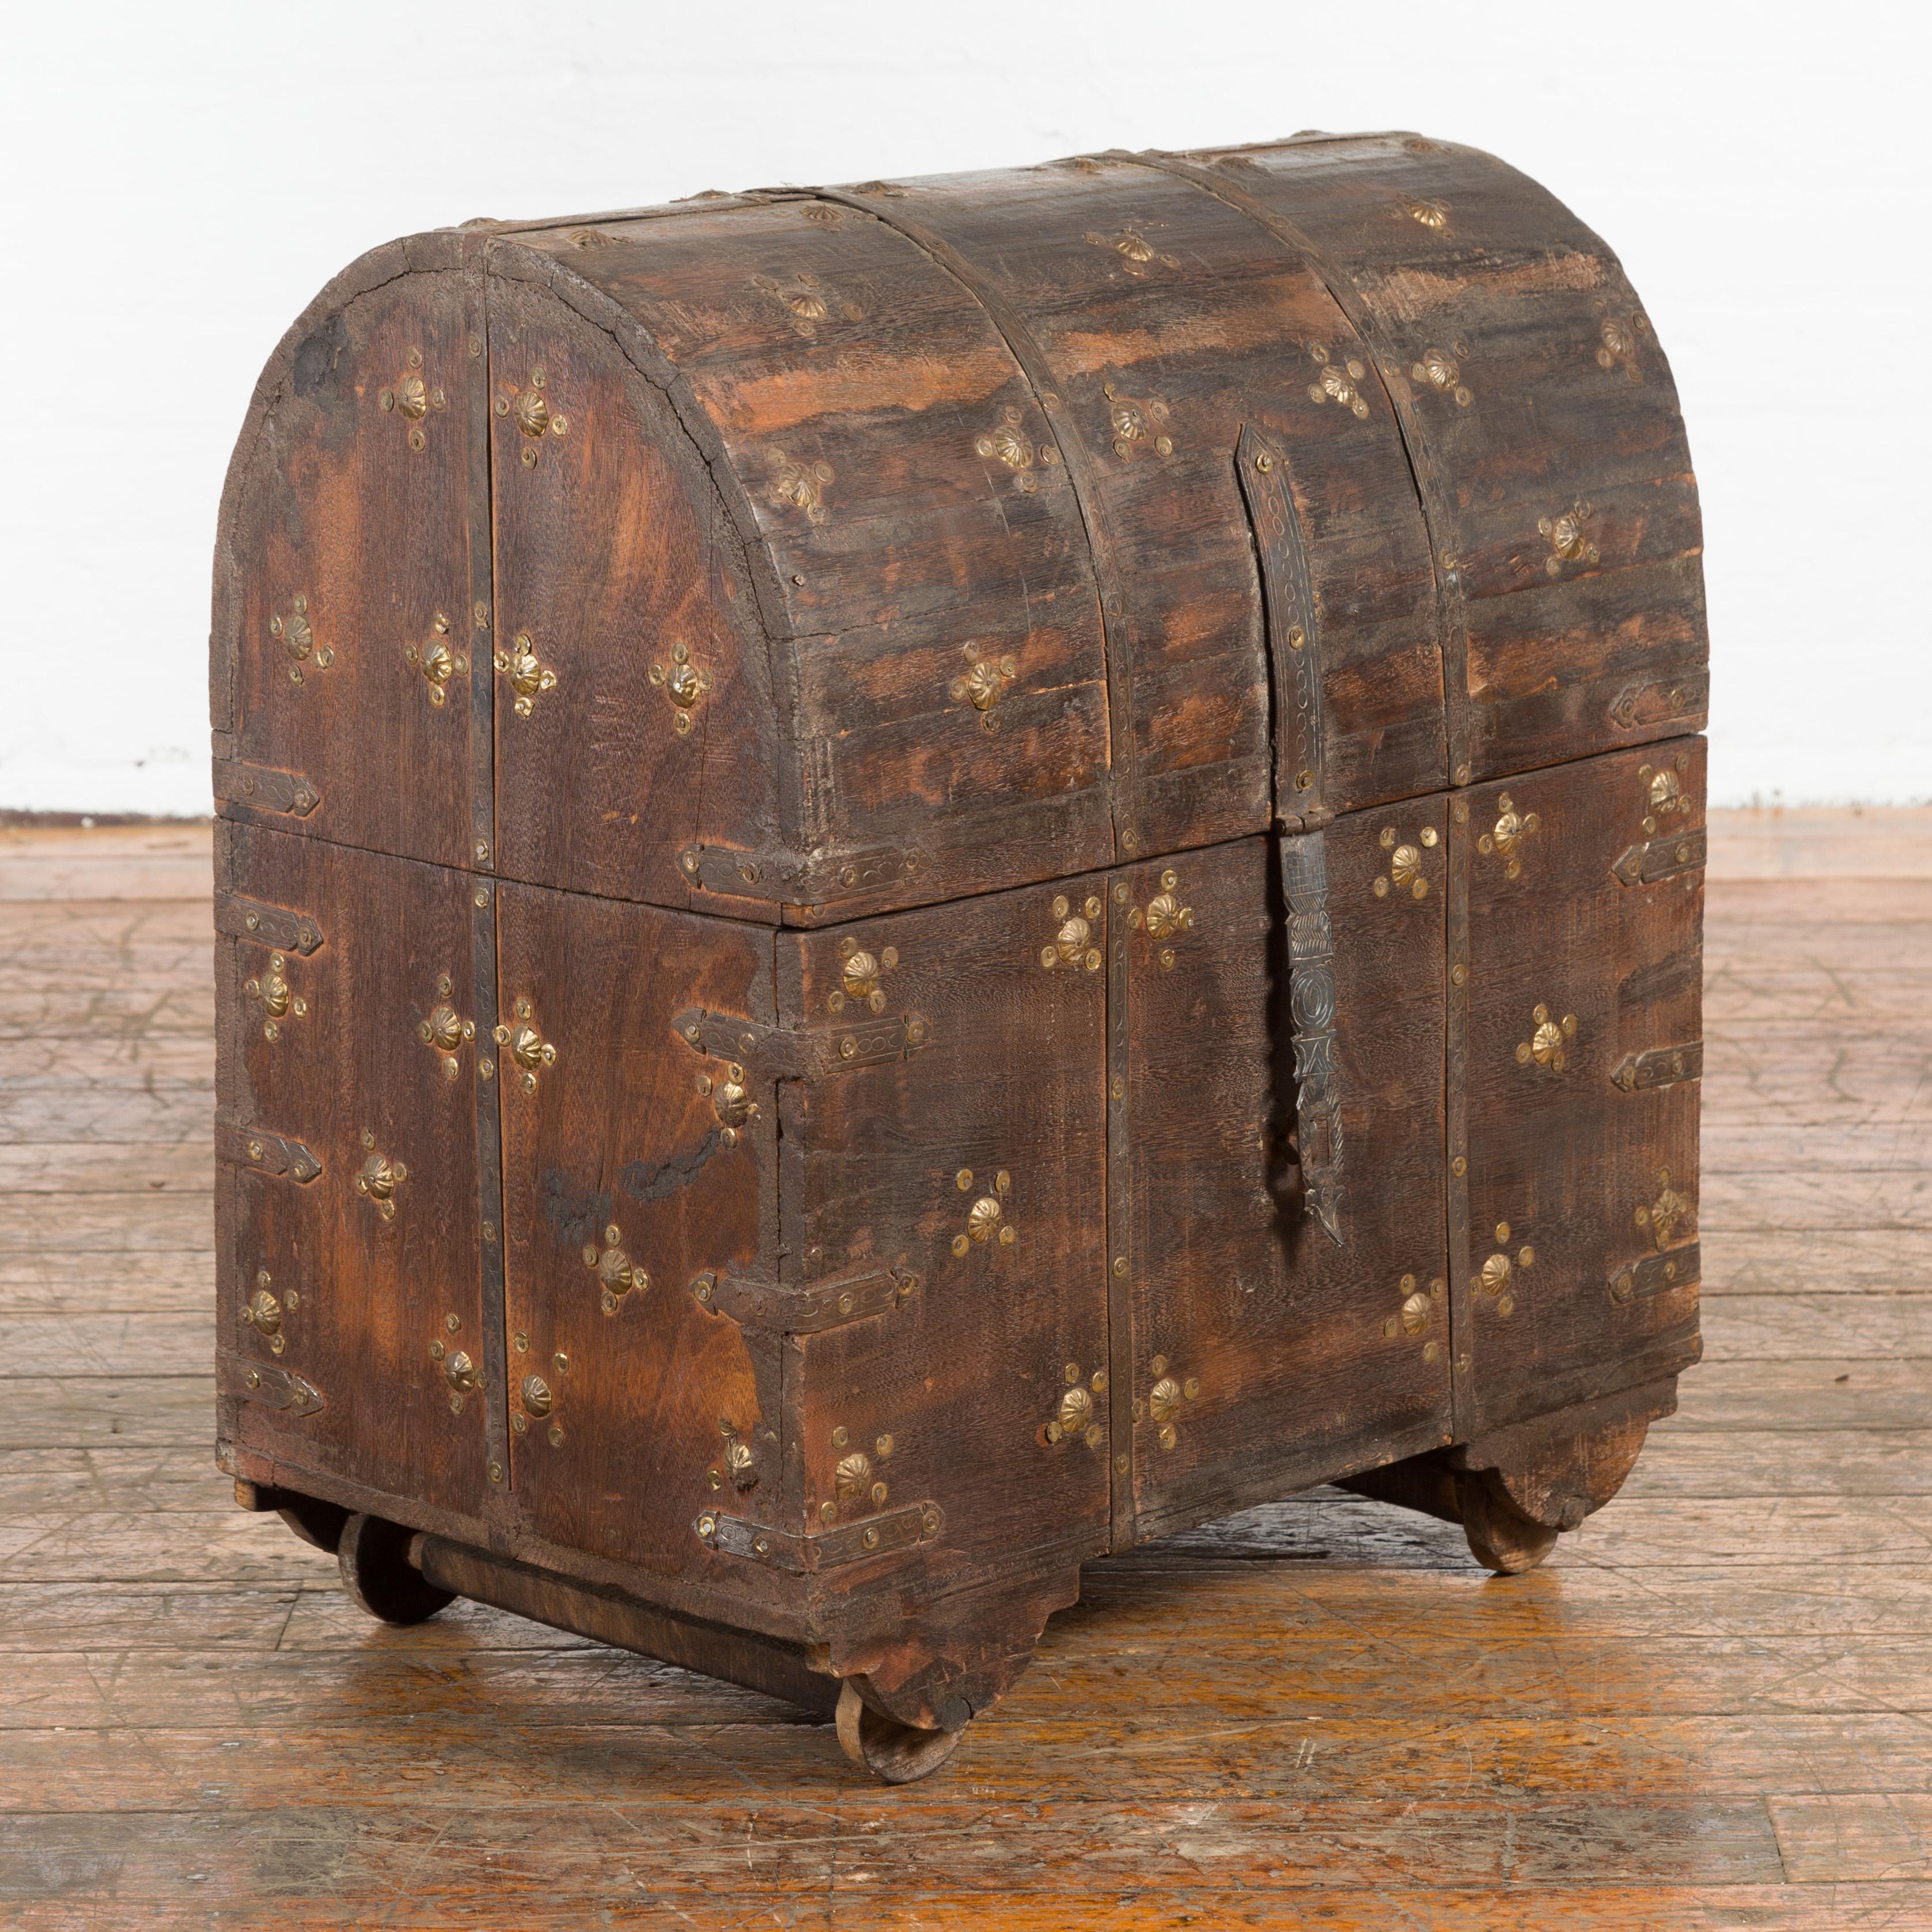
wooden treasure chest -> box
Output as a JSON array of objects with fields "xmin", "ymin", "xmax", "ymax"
[{"xmin": 213, "ymin": 133, "xmax": 1707, "ymax": 1782}]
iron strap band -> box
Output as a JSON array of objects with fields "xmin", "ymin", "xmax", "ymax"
[{"xmin": 1236, "ymin": 424, "xmax": 1329, "ymax": 828}]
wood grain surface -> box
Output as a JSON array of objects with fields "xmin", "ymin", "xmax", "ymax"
[{"xmin": 1, "ymin": 809, "xmax": 1928, "ymax": 1926}]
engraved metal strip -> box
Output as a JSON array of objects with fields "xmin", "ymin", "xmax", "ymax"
[
  {"xmin": 692, "ymin": 1266, "xmax": 914, "ymax": 1334},
  {"xmin": 1608, "ymin": 1241, "xmax": 1702, "ymax": 1305},
  {"xmin": 218, "ymin": 1122, "xmax": 323, "ymax": 1184},
  {"xmin": 213, "ymin": 759, "xmax": 321, "ymax": 817},
  {"xmin": 214, "ymin": 894, "xmax": 324, "ymax": 956},
  {"xmin": 1279, "ymin": 831, "xmax": 1343, "ymax": 1246},
  {"xmin": 1237, "ymin": 425, "xmax": 1327, "ymax": 823},
  {"xmin": 1611, "ymin": 828, "xmax": 1707, "ymax": 888},
  {"xmin": 222, "ymin": 1355, "xmax": 324, "ymax": 1418},
  {"xmin": 1105, "ymin": 874, "xmax": 1135, "ymax": 1548},
  {"xmin": 694, "ymin": 1500, "xmax": 943, "ymax": 1573},
  {"xmin": 1445, "ymin": 795, "xmax": 1475, "ymax": 1434},
  {"xmin": 1611, "ymin": 1041, "xmax": 1704, "ymax": 1092},
  {"xmin": 1609, "ymin": 670, "xmax": 1709, "ymax": 734}
]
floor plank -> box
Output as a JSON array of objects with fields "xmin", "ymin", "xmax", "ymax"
[{"xmin": 0, "ymin": 812, "xmax": 1925, "ymax": 1924}]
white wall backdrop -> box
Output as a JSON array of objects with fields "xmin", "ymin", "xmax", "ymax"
[{"xmin": 2, "ymin": 0, "xmax": 1924, "ymax": 813}]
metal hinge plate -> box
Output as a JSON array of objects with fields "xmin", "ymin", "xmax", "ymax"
[
  {"xmin": 677, "ymin": 841, "xmax": 925, "ymax": 905},
  {"xmin": 221, "ymin": 1355, "xmax": 325, "ymax": 1417},
  {"xmin": 673, "ymin": 1006, "xmax": 932, "ymax": 1078},
  {"xmin": 692, "ymin": 1266, "xmax": 916, "ymax": 1334},
  {"xmin": 213, "ymin": 758, "xmax": 321, "ymax": 817},
  {"xmin": 1608, "ymin": 1241, "xmax": 1702, "ymax": 1305},
  {"xmin": 694, "ymin": 1499, "xmax": 944, "ymax": 1573},
  {"xmin": 214, "ymin": 893, "xmax": 324, "ymax": 954},
  {"xmin": 218, "ymin": 1121, "xmax": 323, "ymax": 1184},
  {"xmin": 1611, "ymin": 1041, "xmax": 1703, "ymax": 1091},
  {"xmin": 1612, "ymin": 827, "xmax": 1707, "ymax": 887}
]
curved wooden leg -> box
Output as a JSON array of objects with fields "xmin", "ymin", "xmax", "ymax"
[
  {"xmin": 233, "ymin": 1479, "xmax": 349, "ymax": 1555},
  {"xmin": 276, "ymin": 1494, "xmax": 350, "ymax": 1555},
  {"xmin": 824, "ymin": 1568, "xmax": 1077, "ymax": 1738},
  {"xmin": 1339, "ymin": 1377, "xmax": 1679, "ymax": 1576},
  {"xmin": 835, "ymin": 1679, "xmax": 967, "ymax": 1784},
  {"xmin": 1454, "ymin": 1469, "xmax": 1560, "ymax": 1575},
  {"xmin": 337, "ymin": 1511, "xmax": 454, "ymax": 1626}
]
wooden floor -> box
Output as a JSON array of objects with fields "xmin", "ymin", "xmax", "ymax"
[{"xmin": 2, "ymin": 811, "xmax": 1930, "ymax": 1929}]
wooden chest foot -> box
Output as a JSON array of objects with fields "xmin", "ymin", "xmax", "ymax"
[
  {"xmin": 835, "ymin": 1680, "xmax": 967, "ymax": 1784},
  {"xmin": 338, "ymin": 1512, "xmax": 456, "ymax": 1626},
  {"xmin": 1340, "ymin": 1377, "xmax": 1678, "ymax": 1575},
  {"xmin": 1452, "ymin": 1471, "xmax": 1561, "ymax": 1574},
  {"xmin": 233, "ymin": 1479, "xmax": 348, "ymax": 1556}
]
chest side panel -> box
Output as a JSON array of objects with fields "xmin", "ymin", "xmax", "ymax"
[
  {"xmin": 214, "ymin": 266, "xmax": 485, "ymax": 870},
  {"xmin": 1207, "ymin": 137, "xmax": 1706, "ymax": 783},
  {"xmin": 893, "ymin": 162, "xmax": 1447, "ymax": 848},
  {"xmin": 1120, "ymin": 827, "xmax": 1452, "ymax": 1540},
  {"xmin": 484, "ymin": 271, "xmax": 781, "ymax": 918},
  {"xmin": 215, "ymin": 823, "xmax": 493, "ymax": 1518},
  {"xmin": 493, "ymin": 884, "xmax": 785, "ymax": 1583},
  {"xmin": 514, "ymin": 203, "xmax": 1114, "ymax": 915},
  {"xmin": 776, "ymin": 880, "xmax": 1111, "ymax": 1612},
  {"xmin": 1456, "ymin": 737, "xmax": 1705, "ymax": 1434}
]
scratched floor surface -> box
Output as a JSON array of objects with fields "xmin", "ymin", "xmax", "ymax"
[{"xmin": 1, "ymin": 812, "xmax": 1929, "ymax": 1930}]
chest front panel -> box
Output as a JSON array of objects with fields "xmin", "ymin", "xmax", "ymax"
[
  {"xmin": 1454, "ymin": 738, "xmax": 1706, "ymax": 1434},
  {"xmin": 215, "ymin": 825, "xmax": 494, "ymax": 1518},
  {"xmin": 484, "ymin": 272, "xmax": 780, "ymax": 916},
  {"xmin": 493, "ymin": 885, "xmax": 782, "ymax": 1575},
  {"xmin": 778, "ymin": 880, "xmax": 1112, "ymax": 1596},
  {"xmin": 1117, "ymin": 825, "xmax": 1452, "ymax": 1540}
]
